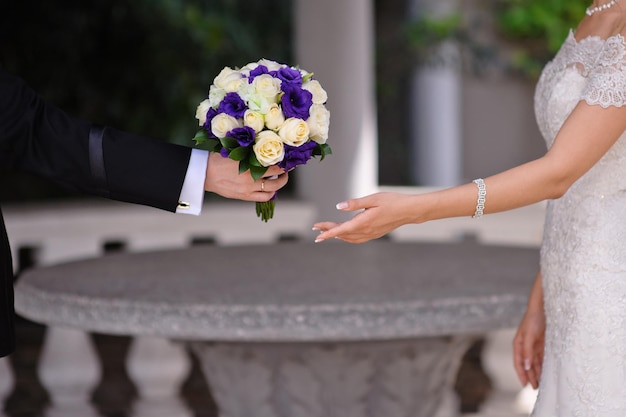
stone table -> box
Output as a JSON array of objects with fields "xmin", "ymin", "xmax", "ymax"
[{"xmin": 15, "ymin": 240, "xmax": 538, "ymax": 417}]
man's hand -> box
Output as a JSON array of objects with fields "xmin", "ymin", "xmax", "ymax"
[{"xmin": 204, "ymin": 152, "xmax": 288, "ymax": 202}]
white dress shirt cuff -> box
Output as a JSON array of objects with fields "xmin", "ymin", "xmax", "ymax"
[{"xmin": 176, "ymin": 149, "xmax": 208, "ymax": 215}]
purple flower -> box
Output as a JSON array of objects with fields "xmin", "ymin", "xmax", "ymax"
[
  {"xmin": 218, "ymin": 92, "xmax": 247, "ymax": 118},
  {"xmin": 276, "ymin": 67, "xmax": 302, "ymax": 85},
  {"xmin": 219, "ymin": 147, "xmax": 230, "ymax": 158},
  {"xmin": 278, "ymin": 141, "xmax": 317, "ymax": 171},
  {"xmin": 203, "ymin": 107, "xmax": 219, "ymax": 138},
  {"xmin": 281, "ymin": 84, "xmax": 313, "ymax": 120},
  {"xmin": 248, "ymin": 65, "xmax": 269, "ymax": 83},
  {"xmin": 227, "ymin": 126, "xmax": 256, "ymax": 147}
]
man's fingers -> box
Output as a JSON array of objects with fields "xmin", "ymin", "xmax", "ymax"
[
  {"xmin": 261, "ymin": 172, "xmax": 288, "ymax": 191},
  {"xmin": 265, "ymin": 166, "xmax": 285, "ymax": 177}
]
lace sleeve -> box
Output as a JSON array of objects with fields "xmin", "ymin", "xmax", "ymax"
[{"xmin": 581, "ymin": 35, "xmax": 626, "ymax": 108}]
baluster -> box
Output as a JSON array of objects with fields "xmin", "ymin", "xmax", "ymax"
[
  {"xmin": 36, "ymin": 238, "xmax": 103, "ymax": 417},
  {"xmin": 123, "ymin": 222, "xmax": 196, "ymax": 417},
  {"xmin": 0, "ymin": 357, "xmax": 14, "ymax": 417},
  {"xmin": 126, "ymin": 337, "xmax": 193, "ymax": 417},
  {"xmin": 39, "ymin": 328, "xmax": 102, "ymax": 417}
]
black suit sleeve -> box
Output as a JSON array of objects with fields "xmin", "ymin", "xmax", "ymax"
[{"xmin": 0, "ymin": 68, "xmax": 192, "ymax": 212}]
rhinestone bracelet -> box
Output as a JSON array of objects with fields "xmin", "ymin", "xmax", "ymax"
[{"xmin": 472, "ymin": 178, "xmax": 486, "ymax": 219}]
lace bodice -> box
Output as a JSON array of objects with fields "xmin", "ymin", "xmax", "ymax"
[
  {"xmin": 536, "ymin": 31, "xmax": 626, "ymax": 137},
  {"xmin": 532, "ymin": 30, "xmax": 626, "ymax": 417},
  {"xmin": 535, "ymin": 30, "xmax": 626, "ymax": 195}
]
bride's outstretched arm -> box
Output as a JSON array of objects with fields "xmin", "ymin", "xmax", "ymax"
[{"xmin": 313, "ymin": 101, "xmax": 626, "ymax": 243}]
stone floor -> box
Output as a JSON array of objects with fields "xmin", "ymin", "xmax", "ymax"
[{"xmin": 3, "ymin": 317, "xmax": 501, "ymax": 417}]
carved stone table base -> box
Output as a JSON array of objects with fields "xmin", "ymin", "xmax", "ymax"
[{"xmin": 190, "ymin": 336, "xmax": 474, "ymax": 417}]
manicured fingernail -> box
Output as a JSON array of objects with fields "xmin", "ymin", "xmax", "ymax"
[
  {"xmin": 315, "ymin": 237, "xmax": 324, "ymax": 243},
  {"xmin": 336, "ymin": 201, "xmax": 348, "ymax": 210},
  {"xmin": 312, "ymin": 227, "xmax": 320, "ymax": 231},
  {"xmin": 523, "ymin": 358, "xmax": 531, "ymax": 371}
]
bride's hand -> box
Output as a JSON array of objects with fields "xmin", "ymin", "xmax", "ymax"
[
  {"xmin": 513, "ymin": 310, "xmax": 546, "ymax": 389},
  {"xmin": 313, "ymin": 192, "xmax": 418, "ymax": 244}
]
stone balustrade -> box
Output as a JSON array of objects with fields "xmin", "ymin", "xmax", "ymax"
[{"xmin": 1, "ymin": 191, "xmax": 545, "ymax": 416}]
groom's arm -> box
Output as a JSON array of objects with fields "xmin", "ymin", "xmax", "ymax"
[{"xmin": 0, "ymin": 68, "xmax": 196, "ymax": 212}]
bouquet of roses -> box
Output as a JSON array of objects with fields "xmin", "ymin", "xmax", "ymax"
[{"xmin": 193, "ymin": 58, "xmax": 331, "ymax": 222}]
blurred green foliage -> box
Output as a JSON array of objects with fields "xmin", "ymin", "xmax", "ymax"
[
  {"xmin": 407, "ymin": 0, "xmax": 588, "ymax": 78},
  {"xmin": 0, "ymin": 0, "xmax": 292, "ymax": 200},
  {"xmin": 495, "ymin": 0, "xmax": 586, "ymax": 51},
  {"xmin": 407, "ymin": 14, "xmax": 463, "ymax": 45},
  {"xmin": 494, "ymin": 0, "xmax": 587, "ymax": 77},
  {"xmin": 405, "ymin": 14, "xmax": 464, "ymax": 68}
]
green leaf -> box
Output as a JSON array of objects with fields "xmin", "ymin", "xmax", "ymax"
[
  {"xmin": 320, "ymin": 143, "xmax": 333, "ymax": 156},
  {"xmin": 194, "ymin": 135, "xmax": 222, "ymax": 153},
  {"xmin": 229, "ymin": 146, "xmax": 249, "ymax": 161},
  {"xmin": 302, "ymin": 72, "xmax": 314, "ymax": 83},
  {"xmin": 193, "ymin": 129, "xmax": 209, "ymax": 145},
  {"xmin": 238, "ymin": 160, "xmax": 251, "ymax": 175},
  {"xmin": 219, "ymin": 136, "xmax": 239, "ymax": 149},
  {"xmin": 248, "ymin": 152, "xmax": 262, "ymax": 167},
  {"xmin": 249, "ymin": 165, "xmax": 268, "ymax": 181},
  {"xmin": 205, "ymin": 139, "xmax": 223, "ymax": 153},
  {"xmin": 312, "ymin": 143, "xmax": 332, "ymax": 160}
]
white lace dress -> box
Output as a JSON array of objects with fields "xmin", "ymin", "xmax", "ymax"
[{"xmin": 533, "ymin": 30, "xmax": 626, "ymax": 416}]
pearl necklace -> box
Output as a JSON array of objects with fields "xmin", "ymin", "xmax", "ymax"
[{"xmin": 586, "ymin": 0, "xmax": 619, "ymax": 16}]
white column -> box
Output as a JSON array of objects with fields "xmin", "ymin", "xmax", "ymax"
[
  {"xmin": 410, "ymin": 0, "xmax": 462, "ymax": 186},
  {"xmin": 294, "ymin": 0, "xmax": 378, "ymax": 220}
]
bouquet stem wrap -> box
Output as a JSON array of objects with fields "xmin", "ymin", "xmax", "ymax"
[{"xmin": 256, "ymin": 201, "xmax": 276, "ymax": 223}]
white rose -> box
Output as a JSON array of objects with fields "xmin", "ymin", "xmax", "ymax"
[
  {"xmin": 264, "ymin": 103, "xmax": 286, "ymax": 131},
  {"xmin": 244, "ymin": 110, "xmax": 264, "ymax": 133},
  {"xmin": 257, "ymin": 58, "xmax": 283, "ymax": 72},
  {"xmin": 254, "ymin": 130, "xmax": 285, "ymax": 166},
  {"xmin": 239, "ymin": 62, "xmax": 259, "ymax": 77},
  {"xmin": 208, "ymin": 85, "xmax": 226, "ymax": 108},
  {"xmin": 252, "ymin": 74, "xmax": 282, "ymax": 101},
  {"xmin": 279, "ymin": 118, "xmax": 310, "ymax": 147},
  {"xmin": 213, "ymin": 67, "xmax": 244, "ymax": 93},
  {"xmin": 302, "ymin": 80, "xmax": 328, "ymax": 104},
  {"xmin": 307, "ymin": 104, "xmax": 330, "ymax": 144},
  {"xmin": 195, "ymin": 99, "xmax": 212, "ymax": 126},
  {"xmin": 211, "ymin": 113, "xmax": 242, "ymax": 138}
]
